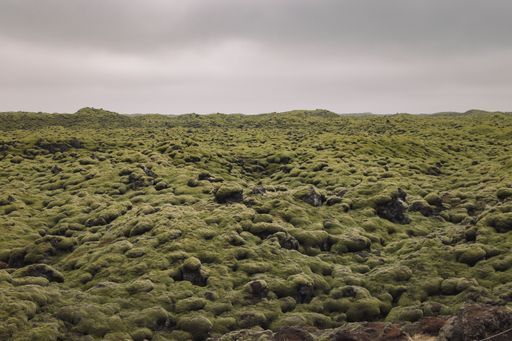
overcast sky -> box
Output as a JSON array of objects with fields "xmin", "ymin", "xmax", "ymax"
[{"xmin": 1, "ymin": 0, "xmax": 511, "ymax": 115}]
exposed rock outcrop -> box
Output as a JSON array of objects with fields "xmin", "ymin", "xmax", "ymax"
[{"xmin": 375, "ymin": 188, "xmax": 410, "ymax": 224}]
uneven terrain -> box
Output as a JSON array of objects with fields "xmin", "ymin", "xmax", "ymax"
[{"xmin": 1, "ymin": 108, "xmax": 512, "ymax": 340}]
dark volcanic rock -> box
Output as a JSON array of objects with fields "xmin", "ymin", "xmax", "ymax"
[
  {"xmin": 51, "ymin": 165, "xmax": 62, "ymax": 174},
  {"xmin": 211, "ymin": 304, "xmax": 510, "ymax": 340},
  {"xmin": 274, "ymin": 327, "xmax": 315, "ymax": 341},
  {"xmin": 0, "ymin": 194, "xmax": 16, "ymax": 206},
  {"xmin": 246, "ymin": 279, "xmax": 269, "ymax": 299},
  {"xmin": 214, "ymin": 185, "xmax": 244, "ymax": 204},
  {"xmin": 438, "ymin": 305, "xmax": 512, "ymax": 341},
  {"xmin": 181, "ymin": 268, "xmax": 207, "ymax": 286},
  {"xmin": 140, "ymin": 165, "xmax": 156, "ymax": 177},
  {"xmin": 198, "ymin": 172, "xmax": 223, "ymax": 183},
  {"xmin": 251, "ymin": 184, "xmax": 267, "ymax": 195},
  {"xmin": 273, "ymin": 232, "xmax": 299, "ymax": 250},
  {"xmin": 296, "ymin": 283, "xmax": 314, "ymax": 304},
  {"xmin": 375, "ymin": 188, "xmax": 410, "ymax": 224},
  {"xmin": 178, "ymin": 257, "xmax": 208, "ymax": 286},
  {"xmin": 294, "ymin": 186, "xmax": 325, "ymax": 207},
  {"xmin": 36, "ymin": 138, "xmax": 83, "ymax": 153}
]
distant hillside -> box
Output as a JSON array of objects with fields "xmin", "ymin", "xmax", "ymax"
[{"xmin": 1, "ymin": 107, "xmax": 509, "ymax": 131}]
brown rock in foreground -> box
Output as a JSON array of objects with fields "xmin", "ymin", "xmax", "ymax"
[
  {"xmin": 212, "ymin": 305, "xmax": 512, "ymax": 341},
  {"xmin": 438, "ymin": 305, "xmax": 512, "ymax": 341}
]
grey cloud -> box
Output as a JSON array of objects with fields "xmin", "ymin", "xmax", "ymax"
[
  {"xmin": 0, "ymin": 0, "xmax": 511, "ymax": 114},
  {"xmin": 1, "ymin": 1, "xmax": 511, "ymax": 53}
]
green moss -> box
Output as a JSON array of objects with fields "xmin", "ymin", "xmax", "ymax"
[
  {"xmin": 486, "ymin": 213, "xmax": 512, "ymax": 232},
  {"xmin": 212, "ymin": 317, "xmax": 237, "ymax": 334},
  {"xmin": 422, "ymin": 278, "xmax": 443, "ymax": 296},
  {"xmin": 183, "ymin": 257, "xmax": 202, "ymax": 271},
  {"xmin": 177, "ymin": 315, "xmax": 213, "ymax": 340},
  {"xmin": 131, "ymin": 328, "xmax": 153, "ymax": 341},
  {"xmin": 13, "ymin": 322, "xmax": 62, "ymax": 341},
  {"xmin": 372, "ymin": 266, "xmax": 413, "ymax": 282},
  {"xmin": 214, "ymin": 184, "xmax": 243, "ymax": 203},
  {"xmin": 13, "ymin": 264, "xmax": 64, "ymax": 283},
  {"xmin": 175, "ymin": 297, "xmax": 207, "ymax": 313},
  {"xmin": 424, "ymin": 192, "xmax": 442, "ymax": 206},
  {"xmin": 293, "ymin": 185, "xmax": 325, "ymax": 206},
  {"xmin": 130, "ymin": 220, "xmax": 154, "ymax": 236},
  {"xmin": 236, "ymin": 310, "xmax": 268, "ymax": 328},
  {"xmin": 237, "ymin": 261, "xmax": 271, "ymax": 275},
  {"xmin": 252, "ymin": 214, "xmax": 274, "ymax": 223},
  {"xmin": 332, "ymin": 235, "xmax": 371, "ymax": 253},
  {"xmin": 126, "ymin": 279, "xmax": 155, "ymax": 294},
  {"xmin": 385, "ymin": 306, "xmax": 424, "ymax": 322},
  {"xmin": 346, "ymin": 298, "xmax": 382, "ymax": 322},
  {"xmin": 12, "ymin": 276, "xmax": 50, "ymax": 286},
  {"xmin": 207, "ymin": 302, "xmax": 233, "ymax": 315},
  {"xmin": 456, "ymin": 246, "xmax": 487, "ymax": 266},
  {"xmin": 23, "ymin": 243, "xmax": 55, "ymax": 264},
  {"xmin": 131, "ymin": 307, "xmax": 170, "ymax": 330},
  {"xmin": 291, "ymin": 230, "xmax": 330, "ymax": 249},
  {"xmin": 497, "ymin": 188, "xmax": 512, "ymax": 201},
  {"xmin": 440, "ymin": 278, "xmax": 473, "ymax": 295},
  {"xmin": 246, "ymin": 222, "xmax": 284, "ymax": 238},
  {"xmin": 270, "ymin": 314, "xmax": 309, "ymax": 329},
  {"xmin": 323, "ymin": 298, "xmax": 351, "ymax": 313},
  {"xmin": 1, "ymin": 109, "xmax": 512, "ymax": 338}
]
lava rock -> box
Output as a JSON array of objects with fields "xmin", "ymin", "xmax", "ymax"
[
  {"xmin": 51, "ymin": 165, "xmax": 62, "ymax": 174},
  {"xmin": 251, "ymin": 185, "xmax": 267, "ymax": 195},
  {"xmin": 375, "ymin": 188, "xmax": 410, "ymax": 224},
  {"xmin": 273, "ymin": 232, "xmax": 299, "ymax": 250},
  {"xmin": 275, "ymin": 327, "xmax": 315, "ymax": 341},
  {"xmin": 438, "ymin": 305, "xmax": 512, "ymax": 341},
  {"xmin": 294, "ymin": 186, "xmax": 325, "ymax": 207},
  {"xmin": 179, "ymin": 257, "xmax": 208, "ymax": 286},
  {"xmin": 198, "ymin": 172, "xmax": 223, "ymax": 183},
  {"xmin": 245, "ymin": 279, "xmax": 269, "ymax": 299},
  {"xmin": 214, "ymin": 184, "xmax": 244, "ymax": 203}
]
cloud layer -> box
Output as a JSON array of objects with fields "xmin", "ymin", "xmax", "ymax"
[{"xmin": 1, "ymin": 0, "xmax": 511, "ymax": 114}]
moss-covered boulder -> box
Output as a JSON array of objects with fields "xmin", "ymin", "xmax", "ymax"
[
  {"xmin": 293, "ymin": 186, "xmax": 325, "ymax": 207},
  {"xmin": 456, "ymin": 246, "xmax": 487, "ymax": 266},
  {"xmin": 385, "ymin": 306, "xmax": 424, "ymax": 322},
  {"xmin": 177, "ymin": 315, "xmax": 213, "ymax": 340},
  {"xmin": 346, "ymin": 298, "xmax": 382, "ymax": 322},
  {"xmin": 496, "ymin": 188, "xmax": 512, "ymax": 201},
  {"xmin": 177, "ymin": 257, "xmax": 208, "ymax": 286},
  {"xmin": 214, "ymin": 184, "xmax": 244, "ymax": 203},
  {"xmin": 486, "ymin": 213, "xmax": 512, "ymax": 233},
  {"xmin": 373, "ymin": 188, "xmax": 410, "ymax": 224},
  {"xmin": 13, "ymin": 264, "xmax": 64, "ymax": 283}
]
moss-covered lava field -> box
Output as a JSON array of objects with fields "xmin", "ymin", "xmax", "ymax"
[{"xmin": 1, "ymin": 108, "xmax": 512, "ymax": 340}]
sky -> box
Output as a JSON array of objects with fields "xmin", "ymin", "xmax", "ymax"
[{"xmin": 1, "ymin": 0, "xmax": 511, "ymax": 115}]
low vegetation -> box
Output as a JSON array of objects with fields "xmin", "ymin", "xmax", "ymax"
[{"xmin": 0, "ymin": 107, "xmax": 511, "ymax": 340}]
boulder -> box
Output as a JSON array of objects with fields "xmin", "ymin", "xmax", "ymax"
[
  {"xmin": 438, "ymin": 305, "xmax": 512, "ymax": 341},
  {"xmin": 294, "ymin": 186, "xmax": 325, "ymax": 207},
  {"xmin": 179, "ymin": 257, "xmax": 207, "ymax": 286},
  {"xmin": 214, "ymin": 184, "xmax": 244, "ymax": 203},
  {"xmin": 374, "ymin": 188, "xmax": 410, "ymax": 224},
  {"xmin": 245, "ymin": 279, "xmax": 269, "ymax": 299}
]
